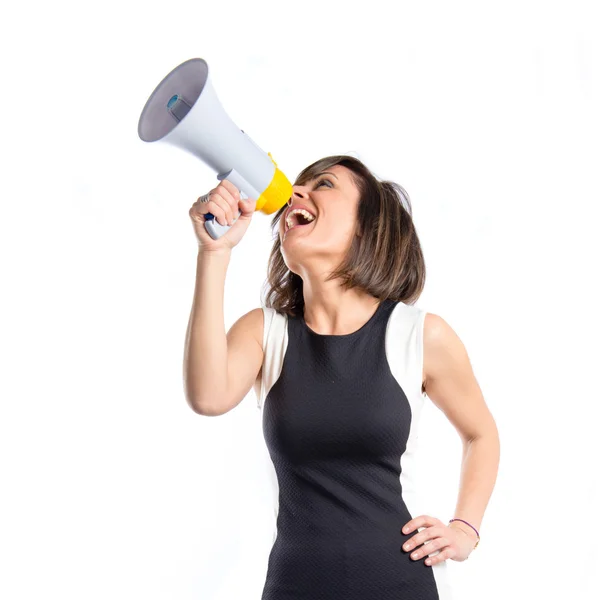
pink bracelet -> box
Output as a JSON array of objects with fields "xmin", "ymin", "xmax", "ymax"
[{"xmin": 449, "ymin": 518, "xmax": 480, "ymax": 549}]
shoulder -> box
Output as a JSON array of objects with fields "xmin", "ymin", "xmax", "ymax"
[
  {"xmin": 423, "ymin": 312, "xmax": 450, "ymax": 341},
  {"xmin": 422, "ymin": 312, "xmax": 470, "ymax": 382},
  {"xmin": 229, "ymin": 307, "xmax": 265, "ymax": 352},
  {"xmin": 245, "ymin": 306, "xmax": 265, "ymax": 327}
]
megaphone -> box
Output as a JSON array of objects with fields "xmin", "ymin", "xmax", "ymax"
[{"xmin": 137, "ymin": 58, "xmax": 293, "ymax": 240}]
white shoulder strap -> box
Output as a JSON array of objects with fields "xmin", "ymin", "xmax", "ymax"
[
  {"xmin": 254, "ymin": 307, "xmax": 289, "ymax": 410},
  {"xmin": 385, "ymin": 301, "xmax": 427, "ymax": 405},
  {"xmin": 386, "ymin": 301, "xmax": 428, "ymax": 501}
]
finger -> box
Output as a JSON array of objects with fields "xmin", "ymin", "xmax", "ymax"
[
  {"xmin": 189, "ymin": 202, "xmax": 211, "ymax": 222},
  {"xmin": 218, "ymin": 178, "xmax": 241, "ymax": 200},
  {"xmin": 425, "ymin": 546, "xmax": 455, "ymax": 566},
  {"xmin": 216, "ymin": 181, "xmax": 241, "ymax": 213},
  {"xmin": 190, "ymin": 196, "xmax": 227, "ymax": 226},
  {"xmin": 408, "ymin": 534, "xmax": 440, "ymax": 560},
  {"xmin": 200, "ymin": 195, "xmax": 230, "ymax": 226},
  {"xmin": 191, "ymin": 194, "xmax": 216, "ymax": 214},
  {"xmin": 198, "ymin": 192, "xmax": 239, "ymax": 226},
  {"xmin": 208, "ymin": 193, "xmax": 236, "ymax": 226},
  {"xmin": 402, "ymin": 522, "xmax": 440, "ymax": 551},
  {"xmin": 238, "ymin": 195, "xmax": 256, "ymax": 215},
  {"xmin": 403, "ymin": 514, "xmax": 432, "ymax": 534},
  {"xmin": 219, "ymin": 186, "xmax": 244, "ymax": 222},
  {"xmin": 413, "ymin": 535, "xmax": 449, "ymax": 560}
]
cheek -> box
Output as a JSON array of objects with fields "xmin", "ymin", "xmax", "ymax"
[
  {"xmin": 326, "ymin": 216, "xmax": 356, "ymax": 238},
  {"xmin": 330, "ymin": 204, "xmax": 358, "ymax": 234}
]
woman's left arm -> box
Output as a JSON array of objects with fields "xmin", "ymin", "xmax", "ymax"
[{"xmin": 402, "ymin": 312, "xmax": 500, "ymax": 564}]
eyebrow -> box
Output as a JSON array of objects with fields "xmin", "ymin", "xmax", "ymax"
[
  {"xmin": 311, "ymin": 171, "xmax": 339, "ymax": 182},
  {"xmin": 292, "ymin": 171, "xmax": 340, "ymax": 190}
]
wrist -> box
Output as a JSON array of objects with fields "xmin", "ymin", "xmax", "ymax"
[
  {"xmin": 198, "ymin": 248, "xmax": 231, "ymax": 260},
  {"xmin": 449, "ymin": 521, "xmax": 479, "ymax": 544}
]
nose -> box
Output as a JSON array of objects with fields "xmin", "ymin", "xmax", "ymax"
[{"xmin": 287, "ymin": 185, "xmax": 308, "ymax": 206}]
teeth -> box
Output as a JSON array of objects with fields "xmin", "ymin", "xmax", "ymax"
[{"xmin": 286, "ymin": 208, "xmax": 315, "ymax": 231}]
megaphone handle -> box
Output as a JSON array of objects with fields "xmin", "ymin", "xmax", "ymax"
[{"xmin": 203, "ymin": 171, "xmax": 251, "ymax": 240}]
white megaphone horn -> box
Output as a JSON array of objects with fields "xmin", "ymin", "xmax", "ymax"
[{"xmin": 137, "ymin": 58, "xmax": 293, "ymax": 240}]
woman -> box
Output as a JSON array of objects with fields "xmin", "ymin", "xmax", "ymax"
[{"xmin": 185, "ymin": 155, "xmax": 500, "ymax": 600}]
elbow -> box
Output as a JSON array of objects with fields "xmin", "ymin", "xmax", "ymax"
[
  {"xmin": 183, "ymin": 380, "xmax": 223, "ymax": 416},
  {"xmin": 187, "ymin": 395, "xmax": 228, "ymax": 417},
  {"xmin": 185, "ymin": 395, "xmax": 216, "ymax": 416}
]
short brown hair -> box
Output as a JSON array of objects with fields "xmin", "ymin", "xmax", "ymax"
[{"xmin": 261, "ymin": 154, "xmax": 426, "ymax": 317}]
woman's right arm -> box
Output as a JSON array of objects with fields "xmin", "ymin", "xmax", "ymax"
[
  {"xmin": 183, "ymin": 180, "xmax": 262, "ymax": 415},
  {"xmin": 183, "ymin": 249, "xmax": 264, "ymax": 416}
]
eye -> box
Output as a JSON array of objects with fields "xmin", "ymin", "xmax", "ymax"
[{"xmin": 315, "ymin": 178, "xmax": 332, "ymax": 188}]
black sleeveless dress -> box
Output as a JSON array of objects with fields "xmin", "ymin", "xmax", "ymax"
[{"xmin": 253, "ymin": 299, "xmax": 454, "ymax": 599}]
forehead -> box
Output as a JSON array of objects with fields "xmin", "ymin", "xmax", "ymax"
[
  {"xmin": 299, "ymin": 164, "xmax": 352, "ymax": 185},
  {"xmin": 323, "ymin": 165, "xmax": 348, "ymax": 179}
]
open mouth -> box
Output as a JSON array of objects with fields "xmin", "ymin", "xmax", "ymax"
[{"xmin": 284, "ymin": 208, "xmax": 316, "ymax": 233}]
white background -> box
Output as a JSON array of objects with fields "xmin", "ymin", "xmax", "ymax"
[{"xmin": 1, "ymin": 0, "xmax": 598, "ymax": 598}]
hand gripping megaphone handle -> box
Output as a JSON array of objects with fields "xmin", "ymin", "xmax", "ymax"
[{"xmin": 203, "ymin": 168, "xmax": 259, "ymax": 240}]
